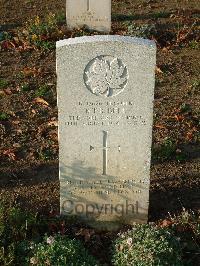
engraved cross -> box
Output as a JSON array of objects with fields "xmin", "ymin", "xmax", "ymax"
[
  {"xmin": 87, "ymin": 0, "xmax": 90, "ymax": 11},
  {"xmin": 90, "ymin": 131, "xmax": 121, "ymax": 175}
]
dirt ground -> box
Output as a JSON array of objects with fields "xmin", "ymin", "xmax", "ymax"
[{"xmin": 0, "ymin": 0, "xmax": 199, "ymax": 228}]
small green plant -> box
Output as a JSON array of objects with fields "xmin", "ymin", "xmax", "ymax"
[
  {"xmin": 191, "ymin": 79, "xmax": 200, "ymax": 91},
  {"xmin": 152, "ymin": 11, "xmax": 171, "ymax": 19},
  {"xmin": 153, "ymin": 138, "xmax": 176, "ymax": 161},
  {"xmin": 73, "ymin": 26, "xmax": 92, "ymax": 37},
  {"xmin": 35, "ymin": 85, "xmax": 50, "ymax": 97},
  {"xmin": 0, "ymin": 201, "xmax": 38, "ymax": 265},
  {"xmin": 189, "ymin": 40, "xmax": 199, "ymax": 49},
  {"xmin": 22, "ymin": 234, "xmax": 99, "ymax": 265},
  {"xmin": 0, "ymin": 32, "xmax": 4, "ymax": 41},
  {"xmin": 175, "ymin": 153, "xmax": 187, "ymax": 162},
  {"xmin": 168, "ymin": 209, "xmax": 200, "ymax": 265},
  {"xmin": 0, "ymin": 203, "xmax": 5, "ymax": 240},
  {"xmin": 24, "ymin": 13, "xmax": 60, "ymax": 49},
  {"xmin": 4, "ymin": 206, "xmax": 38, "ymax": 243},
  {"xmin": 188, "ymin": 79, "xmax": 200, "ymax": 96},
  {"xmin": 0, "ymin": 79, "xmax": 9, "ymax": 89},
  {"xmin": 126, "ymin": 23, "xmax": 156, "ymax": 38},
  {"xmin": 0, "ymin": 243, "xmax": 15, "ymax": 265},
  {"xmin": 0, "ymin": 32, "xmax": 12, "ymax": 42},
  {"xmin": 38, "ymin": 148, "xmax": 54, "ymax": 161},
  {"xmin": 16, "ymin": 72, "xmax": 25, "ymax": 79},
  {"xmin": 170, "ymin": 208, "xmax": 196, "ymax": 225},
  {"xmin": 56, "ymin": 12, "xmax": 66, "ymax": 24},
  {"xmin": 0, "ymin": 112, "xmax": 9, "ymax": 121},
  {"xmin": 27, "ymin": 13, "xmax": 57, "ymax": 37},
  {"xmin": 32, "ymin": 39, "xmax": 55, "ymax": 50},
  {"xmin": 112, "ymin": 224, "xmax": 183, "ymax": 266},
  {"xmin": 194, "ymin": 222, "xmax": 200, "ymax": 236},
  {"xmin": 21, "ymin": 83, "xmax": 30, "ymax": 92},
  {"xmin": 180, "ymin": 103, "xmax": 191, "ymax": 113}
]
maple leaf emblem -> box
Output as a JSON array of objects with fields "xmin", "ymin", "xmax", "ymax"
[{"xmin": 84, "ymin": 56, "xmax": 128, "ymax": 97}]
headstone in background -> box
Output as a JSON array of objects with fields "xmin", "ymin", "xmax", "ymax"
[
  {"xmin": 57, "ymin": 35, "xmax": 156, "ymax": 230},
  {"xmin": 66, "ymin": 0, "xmax": 111, "ymax": 33}
]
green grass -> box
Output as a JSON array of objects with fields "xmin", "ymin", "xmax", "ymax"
[
  {"xmin": 153, "ymin": 138, "xmax": 187, "ymax": 162},
  {"xmin": 152, "ymin": 11, "xmax": 171, "ymax": 19},
  {"xmin": 55, "ymin": 12, "xmax": 66, "ymax": 24},
  {"xmin": 180, "ymin": 103, "xmax": 191, "ymax": 113},
  {"xmin": 35, "ymin": 85, "xmax": 50, "ymax": 97},
  {"xmin": 38, "ymin": 148, "xmax": 54, "ymax": 161},
  {"xmin": 0, "ymin": 112, "xmax": 9, "ymax": 121},
  {"xmin": 21, "ymin": 83, "xmax": 30, "ymax": 92},
  {"xmin": 189, "ymin": 40, "xmax": 199, "ymax": 49},
  {"xmin": 125, "ymin": 22, "xmax": 156, "ymax": 38},
  {"xmin": 34, "ymin": 40, "xmax": 55, "ymax": 50},
  {"xmin": 153, "ymin": 138, "xmax": 176, "ymax": 161},
  {"xmin": 0, "ymin": 32, "xmax": 12, "ymax": 41},
  {"xmin": 0, "ymin": 79, "xmax": 9, "ymax": 89},
  {"xmin": 191, "ymin": 79, "xmax": 200, "ymax": 90}
]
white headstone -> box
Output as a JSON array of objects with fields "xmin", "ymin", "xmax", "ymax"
[
  {"xmin": 57, "ymin": 35, "xmax": 156, "ymax": 230},
  {"xmin": 66, "ymin": 0, "xmax": 111, "ymax": 32}
]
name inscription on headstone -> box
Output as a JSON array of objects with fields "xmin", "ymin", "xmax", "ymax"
[{"xmin": 66, "ymin": 101, "xmax": 147, "ymax": 127}]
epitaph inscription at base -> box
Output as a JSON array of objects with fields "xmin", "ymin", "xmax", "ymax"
[{"xmin": 57, "ymin": 36, "xmax": 156, "ymax": 230}]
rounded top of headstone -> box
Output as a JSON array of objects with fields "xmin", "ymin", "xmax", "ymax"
[{"xmin": 56, "ymin": 35, "xmax": 156, "ymax": 49}]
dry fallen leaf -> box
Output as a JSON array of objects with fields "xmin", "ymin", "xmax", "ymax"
[
  {"xmin": 31, "ymin": 109, "xmax": 37, "ymax": 114},
  {"xmin": 156, "ymin": 66, "xmax": 163, "ymax": 74},
  {"xmin": 162, "ymin": 47, "xmax": 169, "ymax": 53},
  {"xmin": 12, "ymin": 119, "xmax": 20, "ymax": 125},
  {"xmin": 1, "ymin": 40, "xmax": 16, "ymax": 49},
  {"xmin": 117, "ymin": 244, "xmax": 124, "ymax": 251},
  {"xmin": 22, "ymin": 29, "xmax": 29, "ymax": 36},
  {"xmin": 48, "ymin": 120, "xmax": 58, "ymax": 127},
  {"xmin": 13, "ymin": 143, "xmax": 21, "ymax": 148},
  {"xmin": 174, "ymin": 114, "xmax": 184, "ymax": 122},
  {"xmin": 48, "ymin": 129, "xmax": 57, "ymax": 141},
  {"xmin": 13, "ymin": 37, "xmax": 20, "ymax": 44},
  {"xmin": 16, "ymin": 129, "xmax": 22, "ymax": 134},
  {"xmin": 75, "ymin": 228, "xmax": 95, "ymax": 242},
  {"xmin": 3, "ymin": 88, "xmax": 13, "ymax": 95},
  {"xmin": 37, "ymin": 124, "xmax": 46, "ymax": 134},
  {"xmin": 17, "ymin": 41, "xmax": 35, "ymax": 51},
  {"xmin": 22, "ymin": 67, "xmax": 40, "ymax": 77},
  {"xmin": 186, "ymin": 127, "xmax": 197, "ymax": 141},
  {"xmin": 15, "ymin": 85, "xmax": 21, "ymax": 92},
  {"xmin": 33, "ymin": 97, "xmax": 49, "ymax": 106},
  {"xmin": 186, "ymin": 132, "xmax": 193, "ymax": 141},
  {"xmin": 0, "ymin": 91, "xmax": 5, "ymax": 97},
  {"xmin": 3, "ymin": 149, "xmax": 16, "ymax": 160},
  {"xmin": 161, "ymin": 219, "xmax": 173, "ymax": 227},
  {"xmin": 155, "ymin": 124, "xmax": 166, "ymax": 129}
]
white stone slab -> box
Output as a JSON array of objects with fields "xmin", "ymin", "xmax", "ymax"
[
  {"xmin": 57, "ymin": 35, "xmax": 156, "ymax": 230},
  {"xmin": 66, "ymin": 0, "xmax": 111, "ymax": 32}
]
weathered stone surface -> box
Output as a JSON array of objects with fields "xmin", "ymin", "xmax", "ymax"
[
  {"xmin": 57, "ymin": 35, "xmax": 156, "ymax": 230},
  {"xmin": 66, "ymin": 0, "xmax": 111, "ymax": 32}
]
